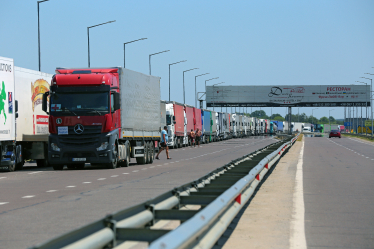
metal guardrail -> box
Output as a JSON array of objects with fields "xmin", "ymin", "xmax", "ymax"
[{"xmin": 31, "ymin": 135, "xmax": 299, "ymax": 249}]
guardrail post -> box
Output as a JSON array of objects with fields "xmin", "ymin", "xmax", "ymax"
[{"xmin": 104, "ymin": 215, "xmax": 117, "ymax": 248}]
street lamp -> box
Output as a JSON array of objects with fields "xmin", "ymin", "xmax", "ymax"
[
  {"xmin": 356, "ymin": 81, "xmax": 368, "ymax": 134},
  {"xmin": 297, "ymin": 108, "xmax": 300, "ymax": 122},
  {"xmin": 205, "ymin": 77, "xmax": 219, "ymax": 109},
  {"xmin": 329, "ymin": 109, "xmax": 334, "ymax": 132},
  {"xmin": 37, "ymin": 0, "xmax": 50, "ymax": 71},
  {"xmin": 183, "ymin": 68, "xmax": 199, "ymax": 104},
  {"xmin": 212, "ymin": 82, "xmax": 224, "ymax": 111},
  {"xmin": 312, "ymin": 108, "xmax": 318, "ymax": 122},
  {"xmin": 194, "ymin": 73, "xmax": 209, "ymax": 108},
  {"xmin": 362, "ymin": 74, "xmax": 373, "ymax": 137},
  {"xmin": 168, "ymin": 60, "xmax": 187, "ymax": 102},
  {"xmin": 124, "ymin": 38, "xmax": 147, "ymax": 68},
  {"xmin": 87, "ymin": 20, "xmax": 116, "ymax": 68},
  {"xmin": 149, "ymin": 50, "xmax": 170, "ymax": 75}
]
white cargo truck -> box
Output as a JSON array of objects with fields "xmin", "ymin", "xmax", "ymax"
[{"xmin": 0, "ymin": 56, "xmax": 19, "ymax": 171}]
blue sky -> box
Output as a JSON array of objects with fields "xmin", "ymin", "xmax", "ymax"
[{"xmin": 1, "ymin": 0, "xmax": 373, "ymax": 119}]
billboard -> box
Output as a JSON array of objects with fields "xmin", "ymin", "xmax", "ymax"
[{"xmin": 206, "ymin": 85, "xmax": 371, "ymax": 107}]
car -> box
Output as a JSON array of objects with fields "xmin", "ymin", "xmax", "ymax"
[
  {"xmin": 303, "ymin": 127, "xmax": 311, "ymax": 132},
  {"xmin": 329, "ymin": 129, "xmax": 341, "ymax": 138}
]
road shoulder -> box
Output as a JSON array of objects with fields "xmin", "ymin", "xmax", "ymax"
[{"xmin": 219, "ymin": 138, "xmax": 303, "ymax": 249}]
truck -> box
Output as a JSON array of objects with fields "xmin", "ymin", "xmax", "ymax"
[
  {"xmin": 193, "ymin": 107, "xmax": 202, "ymax": 136},
  {"xmin": 202, "ymin": 109, "xmax": 211, "ymax": 143},
  {"xmin": 0, "ymin": 56, "xmax": 19, "ymax": 172},
  {"xmin": 231, "ymin": 114, "xmax": 237, "ymax": 137},
  {"xmin": 166, "ymin": 101, "xmax": 185, "ymax": 148},
  {"xmin": 185, "ymin": 104, "xmax": 194, "ymax": 145},
  {"xmin": 272, "ymin": 120, "xmax": 283, "ymax": 133},
  {"xmin": 15, "ymin": 66, "xmax": 53, "ymax": 168},
  {"xmin": 211, "ymin": 110, "xmax": 218, "ymax": 141},
  {"xmin": 42, "ymin": 67, "xmax": 161, "ymax": 170}
]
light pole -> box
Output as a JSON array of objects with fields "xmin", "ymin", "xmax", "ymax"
[
  {"xmin": 87, "ymin": 20, "xmax": 116, "ymax": 68},
  {"xmin": 212, "ymin": 82, "xmax": 224, "ymax": 111},
  {"xmin": 149, "ymin": 50, "xmax": 170, "ymax": 75},
  {"xmin": 195, "ymin": 73, "xmax": 210, "ymax": 108},
  {"xmin": 362, "ymin": 74, "xmax": 373, "ymax": 137},
  {"xmin": 168, "ymin": 60, "xmax": 187, "ymax": 101},
  {"xmin": 297, "ymin": 108, "xmax": 300, "ymax": 122},
  {"xmin": 329, "ymin": 109, "xmax": 334, "ymax": 132},
  {"xmin": 183, "ymin": 68, "xmax": 199, "ymax": 104},
  {"xmin": 124, "ymin": 38, "xmax": 147, "ymax": 68},
  {"xmin": 356, "ymin": 81, "xmax": 368, "ymax": 134},
  {"xmin": 205, "ymin": 77, "xmax": 219, "ymax": 109},
  {"xmin": 37, "ymin": 0, "xmax": 50, "ymax": 71}
]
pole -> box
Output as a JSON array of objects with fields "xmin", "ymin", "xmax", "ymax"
[
  {"xmin": 168, "ymin": 60, "xmax": 187, "ymax": 103},
  {"xmin": 169, "ymin": 64, "xmax": 171, "ymax": 101},
  {"xmin": 124, "ymin": 43, "xmax": 126, "ymax": 68},
  {"xmin": 37, "ymin": 2, "xmax": 41, "ymax": 71},
  {"xmin": 288, "ymin": 107, "xmax": 292, "ymax": 135},
  {"xmin": 149, "ymin": 55, "xmax": 151, "ymax": 75},
  {"xmin": 183, "ymin": 72, "xmax": 185, "ymax": 104},
  {"xmin": 87, "ymin": 28, "xmax": 90, "ymax": 67}
]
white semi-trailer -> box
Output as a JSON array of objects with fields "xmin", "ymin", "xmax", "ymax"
[
  {"xmin": 0, "ymin": 56, "xmax": 18, "ymax": 171},
  {"xmin": 15, "ymin": 66, "xmax": 53, "ymax": 168}
]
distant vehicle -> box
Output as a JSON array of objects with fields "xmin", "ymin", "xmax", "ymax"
[
  {"xmin": 303, "ymin": 127, "xmax": 311, "ymax": 132},
  {"xmin": 329, "ymin": 129, "xmax": 341, "ymax": 138},
  {"xmin": 314, "ymin": 124, "xmax": 324, "ymax": 133}
]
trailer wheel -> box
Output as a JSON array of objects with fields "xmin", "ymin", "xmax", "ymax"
[
  {"xmin": 136, "ymin": 143, "xmax": 147, "ymax": 165},
  {"xmin": 52, "ymin": 164, "xmax": 64, "ymax": 170},
  {"xmin": 148, "ymin": 142, "xmax": 154, "ymax": 164}
]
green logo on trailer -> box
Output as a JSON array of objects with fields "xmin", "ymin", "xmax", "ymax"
[{"xmin": 0, "ymin": 81, "xmax": 7, "ymax": 124}]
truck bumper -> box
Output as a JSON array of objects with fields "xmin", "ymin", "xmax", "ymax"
[{"xmin": 48, "ymin": 132, "xmax": 116, "ymax": 165}]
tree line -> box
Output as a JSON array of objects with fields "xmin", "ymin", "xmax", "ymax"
[{"xmin": 243, "ymin": 110, "xmax": 343, "ymax": 125}]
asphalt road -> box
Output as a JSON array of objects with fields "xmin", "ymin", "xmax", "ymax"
[
  {"xmin": 303, "ymin": 136, "xmax": 374, "ymax": 248},
  {"xmin": 0, "ymin": 136, "xmax": 276, "ymax": 249}
]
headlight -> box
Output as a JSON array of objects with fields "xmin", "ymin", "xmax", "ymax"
[
  {"xmin": 51, "ymin": 143, "xmax": 60, "ymax": 152},
  {"xmin": 96, "ymin": 142, "xmax": 108, "ymax": 151}
]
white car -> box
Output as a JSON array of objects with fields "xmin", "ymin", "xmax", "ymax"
[{"xmin": 302, "ymin": 127, "xmax": 311, "ymax": 132}]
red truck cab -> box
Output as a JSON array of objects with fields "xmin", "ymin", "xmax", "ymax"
[{"xmin": 42, "ymin": 68, "xmax": 121, "ymax": 170}]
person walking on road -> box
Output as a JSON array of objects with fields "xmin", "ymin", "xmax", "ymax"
[
  {"xmin": 196, "ymin": 128, "xmax": 202, "ymax": 148},
  {"xmin": 190, "ymin": 129, "xmax": 196, "ymax": 147},
  {"xmin": 156, "ymin": 126, "xmax": 171, "ymax": 160}
]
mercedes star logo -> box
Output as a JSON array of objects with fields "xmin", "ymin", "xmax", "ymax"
[{"xmin": 74, "ymin": 124, "xmax": 84, "ymax": 134}]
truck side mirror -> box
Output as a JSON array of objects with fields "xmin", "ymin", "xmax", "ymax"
[
  {"xmin": 42, "ymin": 92, "xmax": 49, "ymax": 114},
  {"xmin": 113, "ymin": 92, "xmax": 121, "ymax": 111},
  {"xmin": 15, "ymin": 100, "xmax": 18, "ymax": 118}
]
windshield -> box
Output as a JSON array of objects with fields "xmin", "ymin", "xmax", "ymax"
[
  {"xmin": 166, "ymin": 115, "xmax": 172, "ymax": 125},
  {"xmin": 50, "ymin": 92, "xmax": 109, "ymax": 115},
  {"xmin": 331, "ymin": 130, "xmax": 339, "ymax": 132}
]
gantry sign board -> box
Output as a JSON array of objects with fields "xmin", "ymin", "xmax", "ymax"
[{"xmin": 206, "ymin": 85, "xmax": 371, "ymax": 107}]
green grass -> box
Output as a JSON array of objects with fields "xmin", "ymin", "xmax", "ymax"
[{"xmin": 342, "ymin": 133, "xmax": 374, "ymax": 142}]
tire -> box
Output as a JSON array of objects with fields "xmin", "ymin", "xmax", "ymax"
[
  {"xmin": 106, "ymin": 144, "xmax": 118, "ymax": 169},
  {"xmin": 329, "ymin": 136, "xmax": 331, "ymax": 138},
  {"xmin": 136, "ymin": 143, "xmax": 147, "ymax": 165},
  {"xmin": 36, "ymin": 159, "xmax": 48, "ymax": 168},
  {"xmin": 148, "ymin": 142, "xmax": 154, "ymax": 164},
  {"xmin": 173, "ymin": 138, "xmax": 178, "ymax": 149},
  {"xmin": 6, "ymin": 163, "xmax": 15, "ymax": 172},
  {"xmin": 123, "ymin": 147, "xmax": 130, "ymax": 167},
  {"xmin": 52, "ymin": 164, "xmax": 64, "ymax": 170},
  {"xmin": 178, "ymin": 138, "xmax": 182, "ymax": 148},
  {"xmin": 15, "ymin": 160, "xmax": 24, "ymax": 171}
]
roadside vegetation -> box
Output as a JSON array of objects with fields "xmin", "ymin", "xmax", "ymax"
[{"xmin": 342, "ymin": 133, "xmax": 374, "ymax": 142}]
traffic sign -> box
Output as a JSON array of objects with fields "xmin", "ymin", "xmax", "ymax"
[
  {"xmin": 344, "ymin": 122, "xmax": 351, "ymax": 126},
  {"xmin": 365, "ymin": 120, "xmax": 373, "ymax": 126}
]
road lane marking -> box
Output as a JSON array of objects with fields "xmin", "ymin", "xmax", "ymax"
[
  {"xmin": 290, "ymin": 137, "xmax": 306, "ymax": 249},
  {"xmin": 0, "ymin": 202, "xmax": 9, "ymax": 205},
  {"xmin": 28, "ymin": 171, "xmax": 42, "ymax": 175},
  {"xmin": 22, "ymin": 195, "xmax": 35, "ymax": 198},
  {"xmin": 122, "ymin": 173, "xmax": 129, "ymax": 174},
  {"xmin": 97, "ymin": 178, "xmax": 106, "ymax": 180},
  {"xmin": 83, "ymin": 182, "xmax": 91, "ymax": 184},
  {"xmin": 164, "ymin": 163, "xmax": 169, "ymax": 165},
  {"xmin": 175, "ymin": 161, "xmax": 179, "ymax": 163},
  {"xmin": 111, "ymin": 175, "xmax": 118, "ymax": 177},
  {"xmin": 132, "ymin": 170, "xmax": 139, "ymax": 172},
  {"xmin": 142, "ymin": 168, "xmax": 147, "ymax": 170},
  {"xmin": 0, "ymin": 177, "xmax": 6, "ymax": 179},
  {"xmin": 149, "ymin": 166, "xmax": 155, "ymax": 168},
  {"xmin": 46, "ymin": 190, "xmax": 57, "ymax": 192},
  {"xmin": 66, "ymin": 186, "xmax": 76, "ymax": 188}
]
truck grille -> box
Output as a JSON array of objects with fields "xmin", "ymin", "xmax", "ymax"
[
  {"xmin": 59, "ymin": 134, "xmax": 100, "ymax": 146},
  {"xmin": 63, "ymin": 152, "xmax": 96, "ymax": 158},
  {"xmin": 68, "ymin": 125, "xmax": 102, "ymax": 135}
]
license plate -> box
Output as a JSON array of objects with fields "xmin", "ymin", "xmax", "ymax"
[{"xmin": 72, "ymin": 158, "xmax": 86, "ymax": 162}]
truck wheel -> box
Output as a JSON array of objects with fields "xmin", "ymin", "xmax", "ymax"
[
  {"xmin": 148, "ymin": 142, "xmax": 154, "ymax": 163},
  {"xmin": 36, "ymin": 159, "xmax": 46, "ymax": 168},
  {"xmin": 136, "ymin": 143, "xmax": 147, "ymax": 165},
  {"xmin": 67, "ymin": 164, "xmax": 76, "ymax": 170},
  {"xmin": 6, "ymin": 163, "xmax": 15, "ymax": 172},
  {"xmin": 106, "ymin": 145, "xmax": 118, "ymax": 169},
  {"xmin": 76, "ymin": 163, "xmax": 85, "ymax": 169},
  {"xmin": 15, "ymin": 160, "xmax": 24, "ymax": 171},
  {"xmin": 52, "ymin": 164, "xmax": 64, "ymax": 170},
  {"xmin": 123, "ymin": 148, "xmax": 130, "ymax": 167}
]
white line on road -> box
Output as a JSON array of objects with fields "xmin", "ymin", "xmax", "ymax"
[
  {"xmin": 164, "ymin": 163, "xmax": 169, "ymax": 165},
  {"xmin": 149, "ymin": 166, "xmax": 155, "ymax": 168},
  {"xmin": 0, "ymin": 177, "xmax": 6, "ymax": 179},
  {"xmin": 175, "ymin": 161, "xmax": 179, "ymax": 163},
  {"xmin": 28, "ymin": 171, "xmax": 42, "ymax": 175},
  {"xmin": 0, "ymin": 202, "xmax": 9, "ymax": 205},
  {"xmin": 46, "ymin": 190, "xmax": 57, "ymax": 192},
  {"xmin": 111, "ymin": 175, "xmax": 118, "ymax": 177},
  {"xmin": 66, "ymin": 186, "xmax": 76, "ymax": 188},
  {"xmin": 122, "ymin": 173, "xmax": 129, "ymax": 174},
  {"xmin": 132, "ymin": 170, "xmax": 139, "ymax": 172},
  {"xmin": 142, "ymin": 168, "xmax": 147, "ymax": 170},
  {"xmin": 97, "ymin": 178, "xmax": 106, "ymax": 181},
  {"xmin": 22, "ymin": 195, "xmax": 35, "ymax": 198},
  {"xmin": 83, "ymin": 182, "xmax": 91, "ymax": 184},
  {"xmin": 290, "ymin": 137, "xmax": 306, "ymax": 249}
]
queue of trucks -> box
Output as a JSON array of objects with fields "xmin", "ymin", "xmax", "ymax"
[{"xmin": 0, "ymin": 56, "xmax": 288, "ymax": 172}]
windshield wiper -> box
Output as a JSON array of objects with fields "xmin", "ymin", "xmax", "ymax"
[
  {"xmin": 61, "ymin": 107, "xmax": 77, "ymax": 116},
  {"xmin": 85, "ymin": 109, "xmax": 102, "ymax": 115}
]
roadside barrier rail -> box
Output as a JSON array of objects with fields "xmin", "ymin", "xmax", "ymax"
[{"xmin": 31, "ymin": 134, "xmax": 299, "ymax": 249}]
